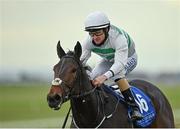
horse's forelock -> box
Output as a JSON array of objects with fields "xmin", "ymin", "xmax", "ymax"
[
  {"xmin": 67, "ymin": 51, "xmax": 75, "ymax": 56},
  {"xmin": 66, "ymin": 51, "xmax": 82, "ymax": 63}
]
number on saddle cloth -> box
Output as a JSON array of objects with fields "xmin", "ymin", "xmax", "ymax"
[
  {"xmin": 129, "ymin": 86, "xmax": 156, "ymax": 127},
  {"xmin": 103, "ymin": 85, "xmax": 156, "ymax": 128}
]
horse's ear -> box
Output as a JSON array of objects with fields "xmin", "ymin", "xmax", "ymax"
[
  {"xmin": 57, "ymin": 41, "xmax": 66, "ymax": 59},
  {"xmin": 74, "ymin": 41, "xmax": 82, "ymax": 60}
]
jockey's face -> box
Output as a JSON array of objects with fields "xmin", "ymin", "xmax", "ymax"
[{"xmin": 89, "ymin": 29, "xmax": 105, "ymax": 45}]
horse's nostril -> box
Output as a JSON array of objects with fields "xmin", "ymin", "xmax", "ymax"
[
  {"xmin": 47, "ymin": 94, "xmax": 62, "ymax": 109},
  {"xmin": 54, "ymin": 94, "xmax": 61, "ymax": 101},
  {"xmin": 47, "ymin": 95, "xmax": 54, "ymax": 104},
  {"xmin": 49, "ymin": 97, "xmax": 55, "ymax": 102},
  {"xmin": 47, "ymin": 94, "xmax": 61, "ymax": 103}
]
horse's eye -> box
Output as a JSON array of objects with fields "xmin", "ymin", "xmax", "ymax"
[{"xmin": 71, "ymin": 68, "xmax": 77, "ymax": 73}]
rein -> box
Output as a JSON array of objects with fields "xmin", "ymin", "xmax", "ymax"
[
  {"xmin": 62, "ymin": 105, "xmax": 71, "ymax": 129},
  {"xmin": 72, "ymin": 87, "xmax": 120, "ymax": 129},
  {"xmin": 70, "ymin": 86, "xmax": 97, "ymax": 98},
  {"xmin": 52, "ymin": 55, "xmax": 97, "ymax": 99},
  {"xmin": 52, "ymin": 54, "xmax": 119, "ymax": 128},
  {"xmin": 51, "ymin": 54, "xmax": 99, "ymax": 111}
]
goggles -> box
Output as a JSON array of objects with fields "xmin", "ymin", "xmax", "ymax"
[{"xmin": 89, "ymin": 30, "xmax": 104, "ymax": 37}]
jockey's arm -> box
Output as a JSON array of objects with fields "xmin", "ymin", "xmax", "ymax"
[
  {"xmin": 80, "ymin": 42, "xmax": 91, "ymax": 66},
  {"xmin": 104, "ymin": 35, "xmax": 128, "ymax": 79}
]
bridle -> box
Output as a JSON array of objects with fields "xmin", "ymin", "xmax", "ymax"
[
  {"xmin": 52, "ymin": 55, "xmax": 107, "ymax": 128},
  {"xmin": 51, "ymin": 55, "xmax": 97, "ymax": 102},
  {"xmin": 51, "ymin": 55, "xmax": 119, "ymax": 128}
]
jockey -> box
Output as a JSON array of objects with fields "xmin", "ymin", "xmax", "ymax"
[{"xmin": 80, "ymin": 11, "xmax": 143, "ymax": 121}]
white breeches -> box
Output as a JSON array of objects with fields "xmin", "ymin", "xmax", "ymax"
[{"xmin": 90, "ymin": 53, "xmax": 137, "ymax": 81}]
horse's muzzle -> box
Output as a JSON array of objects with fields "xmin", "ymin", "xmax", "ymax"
[{"xmin": 47, "ymin": 93, "xmax": 63, "ymax": 110}]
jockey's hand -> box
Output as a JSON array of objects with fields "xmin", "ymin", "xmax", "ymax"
[{"xmin": 92, "ymin": 75, "xmax": 107, "ymax": 87}]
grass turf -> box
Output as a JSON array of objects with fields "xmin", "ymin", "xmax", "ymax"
[
  {"xmin": 0, "ymin": 83, "xmax": 70, "ymax": 122},
  {"xmin": 0, "ymin": 83, "xmax": 180, "ymax": 127}
]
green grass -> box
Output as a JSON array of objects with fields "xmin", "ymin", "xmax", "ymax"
[
  {"xmin": 0, "ymin": 83, "xmax": 70, "ymax": 122},
  {"xmin": 157, "ymin": 84, "xmax": 180, "ymax": 109},
  {"xmin": 0, "ymin": 83, "xmax": 180, "ymax": 127},
  {"xmin": 156, "ymin": 84, "xmax": 180, "ymax": 127}
]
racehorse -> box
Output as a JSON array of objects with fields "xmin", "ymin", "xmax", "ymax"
[{"xmin": 47, "ymin": 41, "xmax": 175, "ymax": 128}]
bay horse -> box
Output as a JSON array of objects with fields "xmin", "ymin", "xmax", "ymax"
[{"xmin": 47, "ymin": 41, "xmax": 175, "ymax": 128}]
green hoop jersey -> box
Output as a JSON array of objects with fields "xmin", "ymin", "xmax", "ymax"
[{"xmin": 80, "ymin": 25, "xmax": 136, "ymax": 78}]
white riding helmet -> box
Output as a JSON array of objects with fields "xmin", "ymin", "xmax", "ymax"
[{"xmin": 84, "ymin": 11, "xmax": 110, "ymax": 31}]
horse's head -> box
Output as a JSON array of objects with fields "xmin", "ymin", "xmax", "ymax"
[{"xmin": 47, "ymin": 41, "xmax": 82, "ymax": 110}]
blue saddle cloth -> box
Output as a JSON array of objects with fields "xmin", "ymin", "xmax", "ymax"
[{"xmin": 103, "ymin": 85, "xmax": 156, "ymax": 127}]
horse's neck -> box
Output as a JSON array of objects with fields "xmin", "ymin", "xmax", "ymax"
[
  {"xmin": 80, "ymin": 69, "xmax": 93, "ymax": 90},
  {"xmin": 71, "ymin": 93, "xmax": 102, "ymax": 127},
  {"xmin": 71, "ymin": 70, "xmax": 103, "ymax": 126}
]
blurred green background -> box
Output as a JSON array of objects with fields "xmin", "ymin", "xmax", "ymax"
[
  {"xmin": 0, "ymin": 83, "xmax": 71, "ymax": 128},
  {"xmin": 1, "ymin": 0, "xmax": 179, "ymax": 128},
  {"xmin": 0, "ymin": 83, "xmax": 180, "ymax": 128}
]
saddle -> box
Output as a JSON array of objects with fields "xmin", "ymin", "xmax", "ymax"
[{"xmin": 102, "ymin": 84, "xmax": 156, "ymax": 128}]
